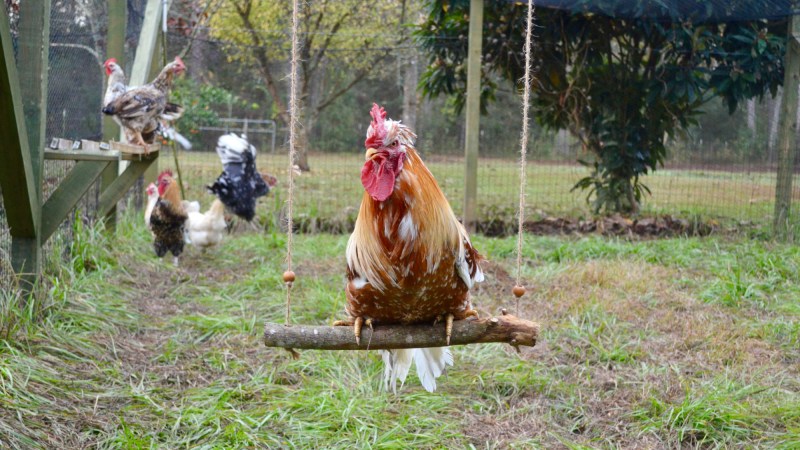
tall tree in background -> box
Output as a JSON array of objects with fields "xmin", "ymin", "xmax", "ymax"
[
  {"xmin": 415, "ymin": 0, "xmax": 786, "ymax": 213},
  {"xmin": 210, "ymin": 0, "xmax": 406, "ymax": 171}
]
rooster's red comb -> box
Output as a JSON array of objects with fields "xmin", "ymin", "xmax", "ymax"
[
  {"xmin": 157, "ymin": 169, "xmax": 174, "ymax": 183},
  {"xmin": 104, "ymin": 58, "xmax": 117, "ymax": 66},
  {"xmin": 365, "ymin": 103, "xmax": 387, "ymax": 148}
]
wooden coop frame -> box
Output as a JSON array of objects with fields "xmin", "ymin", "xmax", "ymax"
[{"xmin": 0, "ymin": 0, "xmax": 171, "ymax": 289}]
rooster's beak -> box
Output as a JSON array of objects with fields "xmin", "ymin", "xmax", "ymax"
[{"xmin": 365, "ymin": 148, "xmax": 378, "ymax": 161}]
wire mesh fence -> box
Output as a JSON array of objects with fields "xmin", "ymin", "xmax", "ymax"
[{"xmin": 2, "ymin": 1, "xmax": 800, "ymax": 286}]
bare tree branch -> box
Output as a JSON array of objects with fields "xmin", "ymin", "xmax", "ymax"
[
  {"xmin": 50, "ymin": 42, "xmax": 102, "ymax": 66},
  {"xmin": 264, "ymin": 315, "xmax": 540, "ymax": 351}
]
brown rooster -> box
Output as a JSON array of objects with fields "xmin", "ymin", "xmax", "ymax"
[
  {"xmin": 102, "ymin": 56, "xmax": 186, "ymax": 153},
  {"xmin": 149, "ymin": 170, "xmax": 188, "ymax": 266},
  {"xmin": 339, "ymin": 104, "xmax": 484, "ymax": 393}
]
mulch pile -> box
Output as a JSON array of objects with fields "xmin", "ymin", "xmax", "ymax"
[{"xmin": 480, "ymin": 214, "xmax": 720, "ymax": 238}]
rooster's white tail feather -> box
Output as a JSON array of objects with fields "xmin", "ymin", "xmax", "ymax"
[{"xmin": 381, "ymin": 347, "xmax": 453, "ymax": 393}]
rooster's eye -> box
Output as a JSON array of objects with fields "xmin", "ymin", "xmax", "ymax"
[{"xmin": 391, "ymin": 140, "xmax": 399, "ymax": 147}]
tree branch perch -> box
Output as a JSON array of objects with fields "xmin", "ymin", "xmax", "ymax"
[{"xmin": 263, "ymin": 314, "xmax": 539, "ymax": 351}]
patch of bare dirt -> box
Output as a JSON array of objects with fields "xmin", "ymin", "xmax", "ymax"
[{"xmin": 459, "ymin": 259, "xmax": 797, "ymax": 448}]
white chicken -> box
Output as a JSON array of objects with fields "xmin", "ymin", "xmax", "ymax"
[
  {"xmin": 144, "ymin": 182, "xmax": 158, "ymax": 232},
  {"xmin": 186, "ymin": 199, "xmax": 227, "ymax": 250}
]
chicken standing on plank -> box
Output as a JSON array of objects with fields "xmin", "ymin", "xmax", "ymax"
[
  {"xmin": 102, "ymin": 56, "xmax": 186, "ymax": 153},
  {"xmin": 338, "ymin": 104, "xmax": 484, "ymax": 393},
  {"xmin": 149, "ymin": 170, "xmax": 188, "ymax": 266},
  {"xmin": 102, "ymin": 58, "xmax": 128, "ymax": 108},
  {"xmin": 103, "ymin": 58, "xmax": 190, "ymax": 149}
]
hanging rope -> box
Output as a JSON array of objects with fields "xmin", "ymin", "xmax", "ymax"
[
  {"xmin": 284, "ymin": 0, "xmax": 301, "ymax": 326},
  {"xmin": 513, "ymin": 0, "xmax": 535, "ymax": 314}
]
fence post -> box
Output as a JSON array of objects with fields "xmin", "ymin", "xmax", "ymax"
[
  {"xmin": 134, "ymin": 0, "xmax": 169, "ymax": 189},
  {"xmin": 463, "ymin": 0, "xmax": 483, "ymax": 232},
  {"xmin": 8, "ymin": 0, "xmax": 50, "ymax": 289},
  {"xmin": 774, "ymin": 14, "xmax": 800, "ymax": 239},
  {"xmin": 100, "ymin": 0, "xmax": 127, "ymax": 230}
]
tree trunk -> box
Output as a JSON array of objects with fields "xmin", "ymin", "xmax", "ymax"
[
  {"xmin": 190, "ymin": 24, "xmax": 208, "ymax": 82},
  {"xmin": 557, "ymin": 129, "xmax": 570, "ymax": 156},
  {"xmin": 624, "ymin": 179, "xmax": 639, "ymax": 214},
  {"xmin": 768, "ymin": 87, "xmax": 783, "ymax": 164},
  {"xmin": 293, "ymin": 109, "xmax": 313, "ymax": 172},
  {"xmin": 747, "ymin": 98, "xmax": 756, "ymax": 133},
  {"xmin": 402, "ymin": 52, "xmax": 419, "ymax": 131}
]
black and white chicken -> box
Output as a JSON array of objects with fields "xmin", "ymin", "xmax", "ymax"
[{"xmin": 207, "ymin": 133, "xmax": 276, "ymax": 222}]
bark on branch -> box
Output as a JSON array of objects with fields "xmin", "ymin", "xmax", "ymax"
[{"xmin": 263, "ymin": 314, "xmax": 539, "ymax": 351}]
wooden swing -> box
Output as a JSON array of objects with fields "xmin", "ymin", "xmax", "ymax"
[{"xmin": 263, "ymin": 0, "xmax": 539, "ymax": 352}]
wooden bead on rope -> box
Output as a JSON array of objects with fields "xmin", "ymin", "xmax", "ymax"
[
  {"xmin": 512, "ymin": 285, "xmax": 526, "ymax": 298},
  {"xmin": 283, "ymin": 270, "xmax": 296, "ymax": 285}
]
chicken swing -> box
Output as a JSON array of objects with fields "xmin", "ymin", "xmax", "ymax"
[{"xmin": 263, "ymin": 0, "xmax": 539, "ymax": 353}]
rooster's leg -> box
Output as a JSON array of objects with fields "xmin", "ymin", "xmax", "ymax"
[
  {"xmin": 353, "ymin": 316, "xmax": 364, "ymax": 345},
  {"xmin": 445, "ymin": 313, "xmax": 455, "ymax": 346},
  {"xmin": 132, "ymin": 131, "xmax": 150, "ymax": 154},
  {"xmin": 173, "ymin": 256, "xmax": 179, "ymax": 267}
]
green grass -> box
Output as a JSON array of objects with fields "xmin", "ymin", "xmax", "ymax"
[
  {"xmin": 164, "ymin": 150, "xmax": 800, "ymax": 228},
  {"xmin": 1, "ymin": 211, "xmax": 799, "ymax": 448}
]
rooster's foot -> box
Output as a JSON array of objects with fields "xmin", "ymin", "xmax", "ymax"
[
  {"xmin": 465, "ymin": 309, "xmax": 479, "ymax": 319},
  {"xmin": 333, "ymin": 317, "xmax": 368, "ymax": 345}
]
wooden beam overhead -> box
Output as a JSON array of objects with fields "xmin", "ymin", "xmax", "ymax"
[{"xmin": 0, "ymin": 10, "xmax": 39, "ymax": 238}]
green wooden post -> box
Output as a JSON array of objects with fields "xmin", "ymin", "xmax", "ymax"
[
  {"xmin": 0, "ymin": 13, "xmax": 38, "ymax": 241},
  {"xmin": 130, "ymin": 0, "xmax": 169, "ymax": 87},
  {"xmin": 774, "ymin": 14, "xmax": 800, "ymax": 239},
  {"xmin": 125, "ymin": 0, "xmax": 168, "ymax": 207},
  {"xmin": 17, "ymin": 0, "xmax": 49, "ymax": 184},
  {"xmin": 100, "ymin": 0, "xmax": 127, "ymax": 230},
  {"xmin": 4, "ymin": 0, "xmax": 50, "ymax": 288},
  {"xmin": 463, "ymin": 0, "xmax": 483, "ymax": 232},
  {"xmin": 103, "ymin": 0, "xmax": 126, "ymax": 142}
]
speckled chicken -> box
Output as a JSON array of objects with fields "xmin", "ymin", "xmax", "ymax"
[
  {"xmin": 339, "ymin": 104, "xmax": 484, "ymax": 393},
  {"xmin": 102, "ymin": 58, "xmax": 190, "ymax": 149},
  {"xmin": 102, "ymin": 57, "xmax": 185, "ymax": 153}
]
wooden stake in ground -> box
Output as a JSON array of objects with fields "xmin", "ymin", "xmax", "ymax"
[{"xmin": 264, "ymin": 314, "xmax": 539, "ymax": 351}]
